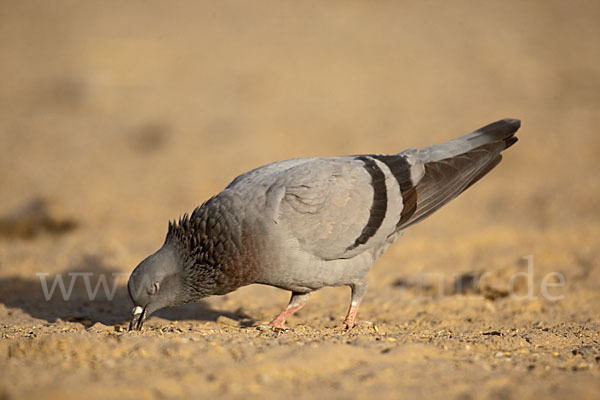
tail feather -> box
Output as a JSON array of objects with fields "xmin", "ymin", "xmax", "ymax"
[
  {"xmin": 419, "ymin": 118, "xmax": 520, "ymax": 162},
  {"xmin": 395, "ymin": 118, "xmax": 520, "ymax": 231}
]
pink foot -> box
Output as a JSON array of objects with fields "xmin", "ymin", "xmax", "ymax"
[
  {"xmin": 268, "ymin": 296, "xmax": 308, "ymax": 330},
  {"xmin": 268, "ymin": 318, "xmax": 290, "ymax": 330},
  {"xmin": 336, "ymin": 321, "xmax": 355, "ymax": 330},
  {"xmin": 336, "ymin": 301, "xmax": 360, "ymax": 330}
]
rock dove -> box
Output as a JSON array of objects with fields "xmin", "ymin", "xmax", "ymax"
[{"xmin": 128, "ymin": 118, "xmax": 520, "ymax": 330}]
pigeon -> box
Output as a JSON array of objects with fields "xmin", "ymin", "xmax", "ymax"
[{"xmin": 128, "ymin": 118, "xmax": 520, "ymax": 331}]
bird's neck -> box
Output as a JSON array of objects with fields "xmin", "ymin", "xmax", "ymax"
[{"xmin": 167, "ymin": 195, "xmax": 261, "ymax": 299}]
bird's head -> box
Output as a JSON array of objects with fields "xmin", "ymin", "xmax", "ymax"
[{"xmin": 127, "ymin": 243, "xmax": 186, "ymax": 331}]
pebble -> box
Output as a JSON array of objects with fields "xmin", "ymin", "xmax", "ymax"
[
  {"xmin": 216, "ymin": 316, "xmax": 240, "ymax": 327},
  {"xmin": 256, "ymin": 325, "xmax": 272, "ymax": 332},
  {"xmin": 87, "ymin": 322, "xmax": 111, "ymax": 332}
]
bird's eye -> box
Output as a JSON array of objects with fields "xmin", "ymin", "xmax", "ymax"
[{"xmin": 148, "ymin": 281, "xmax": 159, "ymax": 295}]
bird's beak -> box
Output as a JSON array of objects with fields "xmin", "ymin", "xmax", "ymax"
[{"xmin": 128, "ymin": 306, "xmax": 146, "ymax": 331}]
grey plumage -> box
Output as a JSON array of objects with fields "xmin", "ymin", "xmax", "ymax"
[{"xmin": 128, "ymin": 118, "xmax": 521, "ymax": 330}]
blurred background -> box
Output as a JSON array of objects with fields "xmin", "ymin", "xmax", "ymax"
[
  {"xmin": 0, "ymin": 1, "xmax": 600, "ymax": 269},
  {"xmin": 1, "ymin": 0, "xmax": 599, "ymax": 256},
  {"xmin": 2, "ymin": 0, "xmax": 599, "ymax": 285},
  {"xmin": 1, "ymin": 1, "xmax": 599, "ymax": 399}
]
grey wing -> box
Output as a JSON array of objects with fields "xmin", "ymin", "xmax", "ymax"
[
  {"xmin": 297, "ymin": 118, "xmax": 521, "ymax": 243},
  {"xmin": 226, "ymin": 157, "xmax": 319, "ymax": 190},
  {"xmin": 248, "ymin": 118, "xmax": 519, "ymax": 261},
  {"xmin": 272, "ymin": 158, "xmax": 401, "ymax": 260}
]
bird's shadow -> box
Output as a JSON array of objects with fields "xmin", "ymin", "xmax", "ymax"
[{"xmin": 0, "ymin": 255, "xmax": 250, "ymax": 328}]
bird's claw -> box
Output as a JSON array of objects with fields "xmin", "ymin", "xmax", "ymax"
[
  {"xmin": 268, "ymin": 320, "xmax": 291, "ymax": 331},
  {"xmin": 335, "ymin": 321, "xmax": 355, "ymax": 330}
]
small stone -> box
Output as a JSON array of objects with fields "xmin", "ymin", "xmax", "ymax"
[
  {"xmin": 256, "ymin": 325, "xmax": 271, "ymax": 332},
  {"xmin": 216, "ymin": 315, "xmax": 240, "ymax": 327},
  {"xmin": 87, "ymin": 322, "xmax": 110, "ymax": 331},
  {"xmin": 256, "ymin": 373, "xmax": 271, "ymax": 384}
]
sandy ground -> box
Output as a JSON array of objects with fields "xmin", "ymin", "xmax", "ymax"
[{"xmin": 1, "ymin": 1, "xmax": 600, "ymax": 399}]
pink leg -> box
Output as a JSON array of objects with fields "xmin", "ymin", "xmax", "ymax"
[
  {"xmin": 269, "ymin": 292, "xmax": 309, "ymax": 329},
  {"xmin": 336, "ymin": 280, "xmax": 368, "ymax": 330},
  {"xmin": 337, "ymin": 301, "xmax": 361, "ymax": 330}
]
